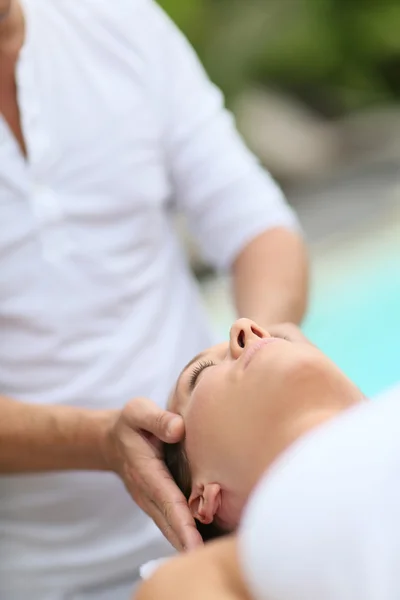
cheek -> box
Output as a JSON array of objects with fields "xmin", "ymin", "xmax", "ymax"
[
  {"xmin": 240, "ymin": 347, "xmax": 332, "ymax": 415},
  {"xmin": 185, "ymin": 373, "xmax": 223, "ymax": 431},
  {"xmin": 268, "ymin": 348, "xmax": 347, "ymax": 404},
  {"xmin": 184, "ymin": 368, "xmax": 231, "ymax": 457}
]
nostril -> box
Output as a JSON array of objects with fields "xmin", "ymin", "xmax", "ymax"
[
  {"xmin": 251, "ymin": 326, "xmax": 262, "ymax": 338},
  {"xmin": 238, "ymin": 330, "xmax": 245, "ymax": 348}
]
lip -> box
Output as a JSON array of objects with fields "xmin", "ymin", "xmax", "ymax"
[{"xmin": 243, "ymin": 338, "xmax": 281, "ymax": 369}]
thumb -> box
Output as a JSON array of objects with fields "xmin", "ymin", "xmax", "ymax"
[{"xmin": 125, "ymin": 397, "xmax": 185, "ymax": 443}]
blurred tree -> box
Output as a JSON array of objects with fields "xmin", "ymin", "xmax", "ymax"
[{"xmin": 157, "ymin": 0, "xmax": 400, "ymax": 116}]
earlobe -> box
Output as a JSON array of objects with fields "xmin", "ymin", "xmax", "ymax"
[{"xmin": 189, "ymin": 483, "xmax": 221, "ymax": 525}]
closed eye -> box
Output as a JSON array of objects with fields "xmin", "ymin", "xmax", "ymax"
[{"xmin": 188, "ymin": 360, "xmax": 215, "ymax": 391}]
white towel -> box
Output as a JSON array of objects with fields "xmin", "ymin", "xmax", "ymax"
[{"xmin": 139, "ymin": 558, "xmax": 170, "ymax": 580}]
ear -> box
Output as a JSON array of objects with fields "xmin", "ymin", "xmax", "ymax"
[{"xmin": 189, "ymin": 483, "xmax": 222, "ymax": 525}]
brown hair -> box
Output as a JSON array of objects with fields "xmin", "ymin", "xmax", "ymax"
[{"xmin": 163, "ymin": 441, "xmax": 228, "ymax": 542}]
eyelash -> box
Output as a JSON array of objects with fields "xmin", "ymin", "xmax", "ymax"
[{"xmin": 189, "ymin": 360, "xmax": 215, "ymax": 390}]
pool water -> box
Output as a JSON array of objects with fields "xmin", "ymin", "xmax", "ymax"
[{"xmin": 303, "ymin": 230, "xmax": 400, "ymax": 398}]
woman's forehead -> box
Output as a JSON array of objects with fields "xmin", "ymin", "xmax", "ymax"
[{"xmin": 206, "ymin": 341, "xmax": 229, "ymax": 357}]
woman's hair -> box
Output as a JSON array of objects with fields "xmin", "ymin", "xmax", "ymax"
[{"xmin": 163, "ymin": 441, "xmax": 228, "ymax": 542}]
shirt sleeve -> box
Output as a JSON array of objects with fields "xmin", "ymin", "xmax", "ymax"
[
  {"xmin": 147, "ymin": 2, "xmax": 301, "ymax": 271},
  {"xmin": 238, "ymin": 394, "xmax": 400, "ymax": 600}
]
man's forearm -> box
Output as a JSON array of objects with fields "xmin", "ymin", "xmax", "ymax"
[
  {"xmin": 0, "ymin": 395, "xmax": 117, "ymax": 473},
  {"xmin": 232, "ymin": 227, "xmax": 309, "ymax": 327}
]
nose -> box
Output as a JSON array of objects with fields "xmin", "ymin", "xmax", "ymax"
[{"xmin": 229, "ymin": 318, "xmax": 270, "ymax": 360}]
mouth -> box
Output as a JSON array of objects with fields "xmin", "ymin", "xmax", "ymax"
[{"xmin": 243, "ymin": 338, "xmax": 281, "ymax": 369}]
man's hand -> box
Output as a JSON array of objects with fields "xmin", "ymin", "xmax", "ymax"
[
  {"xmin": 105, "ymin": 397, "xmax": 203, "ymax": 551},
  {"xmin": 0, "ymin": 395, "xmax": 202, "ymax": 552},
  {"xmin": 268, "ymin": 322, "xmax": 313, "ymax": 345},
  {"xmin": 233, "ymin": 227, "xmax": 309, "ymax": 327}
]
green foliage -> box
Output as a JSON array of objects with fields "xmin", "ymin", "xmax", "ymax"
[{"xmin": 157, "ymin": 0, "xmax": 400, "ymax": 116}]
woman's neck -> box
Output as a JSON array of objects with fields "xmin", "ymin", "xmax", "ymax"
[
  {"xmin": 240, "ymin": 396, "xmax": 364, "ymax": 502},
  {"xmin": 219, "ymin": 403, "xmax": 349, "ymax": 530}
]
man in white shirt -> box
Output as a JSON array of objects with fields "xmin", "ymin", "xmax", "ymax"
[{"xmin": 0, "ymin": 0, "xmax": 307, "ymax": 598}]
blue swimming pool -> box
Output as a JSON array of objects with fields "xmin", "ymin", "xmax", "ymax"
[{"xmin": 303, "ymin": 232, "xmax": 400, "ymax": 398}]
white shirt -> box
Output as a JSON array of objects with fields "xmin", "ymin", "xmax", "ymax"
[
  {"xmin": 240, "ymin": 385, "xmax": 400, "ymax": 600},
  {"xmin": 0, "ymin": 0, "xmax": 299, "ymax": 596}
]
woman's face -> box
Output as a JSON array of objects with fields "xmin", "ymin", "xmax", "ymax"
[{"xmin": 169, "ymin": 319, "xmax": 362, "ymax": 529}]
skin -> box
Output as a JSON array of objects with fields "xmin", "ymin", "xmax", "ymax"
[
  {"xmin": 0, "ymin": 0, "xmax": 26, "ymax": 154},
  {"xmin": 135, "ymin": 536, "xmax": 248, "ymax": 600},
  {"xmin": 0, "ymin": 0, "xmax": 12, "ymax": 20},
  {"xmin": 0, "ymin": 395, "xmax": 202, "ymax": 551},
  {"xmin": 232, "ymin": 226, "xmax": 309, "ymax": 329},
  {"xmin": 0, "ymin": 0, "xmax": 308, "ymax": 553},
  {"xmin": 169, "ymin": 318, "xmax": 364, "ymax": 530},
  {"xmin": 136, "ymin": 323, "xmax": 365, "ymax": 598}
]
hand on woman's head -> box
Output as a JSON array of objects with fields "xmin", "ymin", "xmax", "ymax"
[
  {"xmin": 163, "ymin": 440, "xmax": 229, "ymax": 542},
  {"xmin": 267, "ymin": 322, "xmax": 313, "ymax": 345},
  {"xmin": 166, "ymin": 318, "xmax": 363, "ymax": 534}
]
